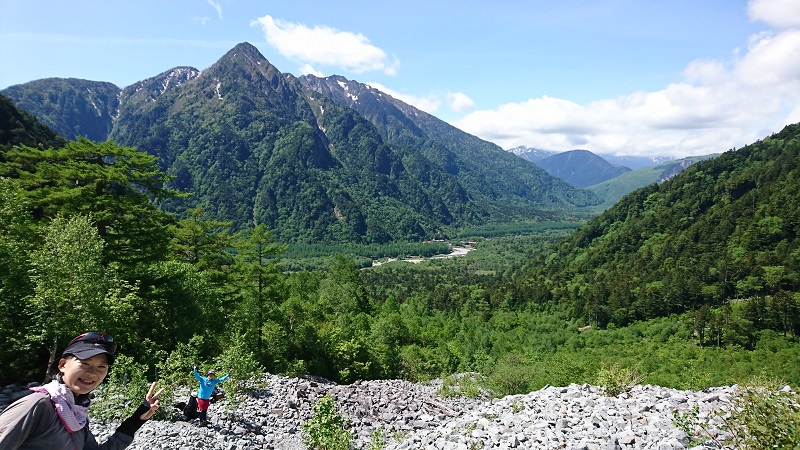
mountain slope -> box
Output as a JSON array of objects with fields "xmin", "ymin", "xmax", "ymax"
[
  {"xmin": 2, "ymin": 78, "xmax": 120, "ymax": 141},
  {"xmin": 3, "ymin": 42, "xmax": 603, "ymax": 242},
  {"xmin": 109, "ymin": 43, "xmax": 497, "ymax": 242},
  {"xmin": 534, "ymin": 149, "xmax": 631, "ymax": 188},
  {"xmin": 0, "ymin": 93, "xmax": 66, "ymax": 149},
  {"xmin": 509, "ymin": 146, "xmax": 674, "ymax": 170},
  {"xmin": 588, "ymin": 154, "xmax": 718, "ymax": 208},
  {"xmin": 515, "ymin": 123, "xmax": 800, "ymax": 326},
  {"xmin": 298, "ymin": 75, "xmax": 601, "ymax": 213}
]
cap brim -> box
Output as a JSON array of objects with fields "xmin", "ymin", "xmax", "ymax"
[{"xmin": 64, "ymin": 342, "xmax": 115, "ymax": 364}]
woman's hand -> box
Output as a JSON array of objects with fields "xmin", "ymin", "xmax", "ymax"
[{"xmin": 139, "ymin": 381, "xmax": 165, "ymax": 420}]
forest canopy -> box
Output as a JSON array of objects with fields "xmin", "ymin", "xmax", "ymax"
[{"xmin": 1, "ymin": 123, "xmax": 799, "ymax": 395}]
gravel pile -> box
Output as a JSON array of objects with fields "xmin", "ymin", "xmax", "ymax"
[{"xmin": 2, "ymin": 374, "xmax": 740, "ymax": 449}]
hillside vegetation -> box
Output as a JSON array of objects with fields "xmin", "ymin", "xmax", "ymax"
[
  {"xmin": 514, "ymin": 123, "xmax": 800, "ymax": 339},
  {"xmin": 0, "ymin": 93, "xmax": 66, "ymax": 150},
  {"xmin": 3, "ymin": 43, "xmax": 600, "ymax": 243},
  {"xmin": 587, "ymin": 154, "xmax": 717, "ymax": 208},
  {"xmin": 2, "ymin": 79, "xmax": 119, "ymax": 142},
  {"xmin": 1, "ymin": 77, "xmax": 798, "ymax": 406}
]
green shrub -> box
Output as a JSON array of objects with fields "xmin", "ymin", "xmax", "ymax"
[
  {"xmin": 157, "ymin": 336, "xmax": 203, "ymax": 386},
  {"xmin": 367, "ymin": 428, "xmax": 387, "ymax": 450},
  {"xmin": 301, "ymin": 394, "xmax": 354, "ymax": 450},
  {"xmin": 213, "ymin": 335, "xmax": 265, "ymax": 386},
  {"xmin": 596, "ymin": 364, "xmax": 641, "ymax": 397},
  {"xmin": 207, "ymin": 334, "xmax": 268, "ymax": 412},
  {"xmin": 437, "ymin": 373, "xmax": 490, "ymax": 399},
  {"xmin": 674, "ymin": 377, "xmax": 800, "ymax": 449},
  {"xmin": 485, "ymin": 352, "xmax": 538, "ymax": 396},
  {"xmin": 91, "ymin": 354, "xmax": 177, "ymax": 423}
]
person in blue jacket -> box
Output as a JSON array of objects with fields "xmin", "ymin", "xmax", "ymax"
[{"xmin": 192, "ymin": 365, "xmax": 230, "ymax": 426}]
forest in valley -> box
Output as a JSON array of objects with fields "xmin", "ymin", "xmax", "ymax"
[{"xmin": 1, "ymin": 121, "xmax": 800, "ymax": 398}]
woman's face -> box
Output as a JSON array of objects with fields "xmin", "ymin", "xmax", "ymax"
[{"xmin": 58, "ymin": 355, "xmax": 110, "ymax": 395}]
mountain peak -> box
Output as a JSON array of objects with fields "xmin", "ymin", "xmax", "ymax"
[
  {"xmin": 204, "ymin": 42, "xmax": 285, "ymax": 85},
  {"xmin": 220, "ymin": 42, "xmax": 267, "ymax": 64},
  {"xmin": 536, "ymin": 149, "xmax": 631, "ymax": 188}
]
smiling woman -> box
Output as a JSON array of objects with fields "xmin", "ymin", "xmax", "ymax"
[
  {"xmin": 58, "ymin": 355, "xmax": 110, "ymax": 397},
  {"xmin": 0, "ymin": 332, "xmax": 164, "ymax": 450}
]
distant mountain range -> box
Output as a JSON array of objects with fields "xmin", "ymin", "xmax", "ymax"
[
  {"xmin": 532, "ymin": 150, "xmax": 632, "ymax": 189},
  {"xmin": 506, "ymin": 145, "xmax": 715, "ymax": 207},
  {"xmin": 587, "ymin": 154, "xmax": 718, "ymax": 207},
  {"xmin": 1, "ymin": 42, "xmax": 601, "ymax": 243},
  {"xmin": 508, "ymin": 145, "xmax": 674, "ymax": 170}
]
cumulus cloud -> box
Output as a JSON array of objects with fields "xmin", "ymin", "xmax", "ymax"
[
  {"xmin": 253, "ymin": 15, "xmax": 399, "ymax": 75},
  {"xmin": 299, "ymin": 64, "xmax": 324, "ymax": 78},
  {"xmin": 455, "ymin": 1, "xmax": 800, "ymax": 157},
  {"xmin": 446, "ymin": 91, "xmax": 475, "ymax": 112},
  {"xmin": 748, "ymin": 0, "xmax": 800, "ymax": 28}
]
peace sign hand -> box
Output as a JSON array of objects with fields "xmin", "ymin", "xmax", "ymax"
[{"xmin": 139, "ymin": 381, "xmax": 165, "ymax": 420}]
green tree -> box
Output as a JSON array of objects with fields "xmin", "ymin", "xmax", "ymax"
[
  {"xmin": 0, "ymin": 180, "xmax": 37, "ymax": 383},
  {"xmin": 769, "ymin": 290, "xmax": 798, "ymax": 337},
  {"xmin": 28, "ymin": 215, "xmax": 138, "ymax": 380},
  {"xmin": 232, "ymin": 224, "xmax": 286, "ymax": 364},
  {"xmin": 688, "ymin": 305, "xmax": 711, "ymax": 347},
  {"xmin": 137, "ymin": 261, "xmax": 216, "ymax": 358},
  {"xmin": 0, "ymin": 138, "xmax": 180, "ymax": 267},
  {"xmin": 301, "ymin": 394, "xmax": 354, "ymax": 450},
  {"xmin": 169, "ymin": 206, "xmax": 234, "ymax": 272}
]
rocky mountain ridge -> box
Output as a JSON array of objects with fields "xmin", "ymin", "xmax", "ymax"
[{"xmin": 2, "ymin": 42, "xmax": 601, "ymax": 241}]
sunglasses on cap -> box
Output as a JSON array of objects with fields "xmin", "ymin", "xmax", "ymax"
[{"xmin": 67, "ymin": 332, "xmax": 117, "ymax": 355}]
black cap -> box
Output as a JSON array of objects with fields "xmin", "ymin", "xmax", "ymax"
[{"xmin": 63, "ymin": 336, "xmax": 116, "ymax": 364}]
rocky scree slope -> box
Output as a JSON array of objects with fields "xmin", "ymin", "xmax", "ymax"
[{"xmin": 1, "ymin": 374, "xmax": 747, "ymax": 449}]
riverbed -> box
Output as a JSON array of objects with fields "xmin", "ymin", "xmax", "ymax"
[{"xmin": 371, "ymin": 246, "xmax": 474, "ymax": 266}]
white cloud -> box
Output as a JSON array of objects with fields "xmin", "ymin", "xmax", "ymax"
[
  {"xmin": 748, "ymin": 0, "xmax": 800, "ymax": 28},
  {"xmin": 207, "ymin": 0, "xmax": 223, "ymax": 20},
  {"xmin": 365, "ymin": 82, "xmax": 441, "ymax": 114},
  {"xmin": 299, "ymin": 64, "xmax": 324, "ymax": 78},
  {"xmin": 354, "ymin": 84, "xmax": 474, "ymax": 116},
  {"xmin": 253, "ymin": 15, "xmax": 399, "ymax": 75},
  {"xmin": 446, "ymin": 91, "xmax": 475, "ymax": 112},
  {"xmin": 454, "ymin": 7, "xmax": 800, "ymax": 158}
]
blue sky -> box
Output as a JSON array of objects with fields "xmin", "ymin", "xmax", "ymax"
[{"xmin": 1, "ymin": 0, "xmax": 799, "ymax": 158}]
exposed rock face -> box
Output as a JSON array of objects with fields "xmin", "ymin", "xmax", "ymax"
[{"xmin": 2, "ymin": 374, "xmax": 738, "ymax": 449}]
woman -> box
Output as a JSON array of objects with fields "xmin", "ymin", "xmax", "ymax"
[
  {"xmin": 192, "ymin": 365, "xmax": 231, "ymax": 427},
  {"xmin": 0, "ymin": 332, "xmax": 164, "ymax": 449}
]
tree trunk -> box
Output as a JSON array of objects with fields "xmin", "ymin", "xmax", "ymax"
[{"xmin": 44, "ymin": 336, "xmax": 57, "ymax": 384}]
